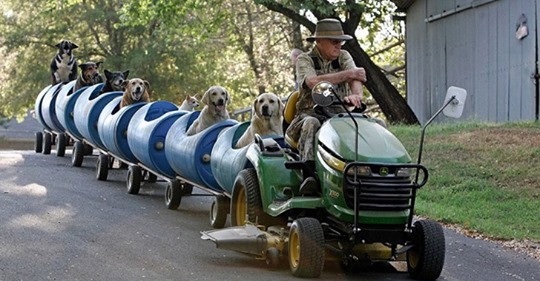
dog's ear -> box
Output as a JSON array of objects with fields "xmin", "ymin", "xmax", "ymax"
[
  {"xmin": 55, "ymin": 42, "xmax": 61, "ymax": 48},
  {"xmin": 104, "ymin": 69, "xmax": 112, "ymax": 79},
  {"xmin": 96, "ymin": 61, "xmax": 103, "ymax": 68},
  {"xmin": 71, "ymin": 42, "xmax": 79, "ymax": 49},
  {"xmin": 277, "ymin": 95, "xmax": 284, "ymax": 113},
  {"xmin": 144, "ymin": 80, "xmax": 150, "ymax": 91},
  {"xmin": 121, "ymin": 80, "xmax": 129, "ymax": 89},
  {"xmin": 123, "ymin": 70, "xmax": 130, "ymax": 79},
  {"xmin": 225, "ymin": 89, "xmax": 231, "ymax": 105},
  {"xmin": 201, "ymin": 89, "xmax": 211, "ymax": 105},
  {"xmin": 251, "ymin": 97, "xmax": 261, "ymax": 118}
]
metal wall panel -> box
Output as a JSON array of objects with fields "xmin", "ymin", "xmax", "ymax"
[{"xmin": 406, "ymin": 0, "xmax": 537, "ymax": 123}]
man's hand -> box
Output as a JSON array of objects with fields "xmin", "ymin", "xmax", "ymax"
[
  {"xmin": 344, "ymin": 94, "xmax": 362, "ymax": 107},
  {"xmin": 348, "ymin": 67, "xmax": 367, "ymax": 83}
]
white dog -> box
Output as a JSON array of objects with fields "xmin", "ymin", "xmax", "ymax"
[
  {"xmin": 186, "ymin": 86, "xmax": 230, "ymax": 135},
  {"xmin": 235, "ymin": 92, "xmax": 283, "ymax": 148},
  {"xmin": 179, "ymin": 95, "xmax": 200, "ymax": 111}
]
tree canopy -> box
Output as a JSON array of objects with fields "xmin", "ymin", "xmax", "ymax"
[{"xmin": 0, "ymin": 0, "xmax": 415, "ymax": 123}]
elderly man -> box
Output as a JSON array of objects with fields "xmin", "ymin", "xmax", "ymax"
[{"xmin": 285, "ymin": 18, "xmax": 367, "ymax": 193}]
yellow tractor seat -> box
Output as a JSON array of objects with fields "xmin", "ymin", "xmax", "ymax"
[{"xmin": 283, "ymin": 90, "xmax": 299, "ymax": 150}]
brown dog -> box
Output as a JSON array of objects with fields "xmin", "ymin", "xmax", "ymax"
[
  {"xmin": 120, "ymin": 78, "xmax": 151, "ymax": 108},
  {"xmin": 73, "ymin": 61, "xmax": 103, "ymax": 92},
  {"xmin": 186, "ymin": 86, "xmax": 230, "ymax": 135},
  {"xmin": 235, "ymin": 92, "xmax": 283, "ymax": 148}
]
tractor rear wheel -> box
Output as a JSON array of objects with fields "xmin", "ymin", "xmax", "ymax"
[
  {"xmin": 288, "ymin": 217, "xmax": 325, "ymax": 278},
  {"xmin": 230, "ymin": 168, "xmax": 274, "ymax": 227},
  {"xmin": 407, "ymin": 220, "xmax": 445, "ymax": 280}
]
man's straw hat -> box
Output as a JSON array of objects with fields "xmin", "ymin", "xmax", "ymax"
[{"xmin": 306, "ymin": 18, "xmax": 353, "ymax": 42}]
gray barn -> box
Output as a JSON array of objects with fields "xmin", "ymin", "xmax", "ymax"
[{"xmin": 392, "ymin": 0, "xmax": 539, "ymax": 124}]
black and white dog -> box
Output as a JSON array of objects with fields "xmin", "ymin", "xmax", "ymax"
[
  {"xmin": 50, "ymin": 40, "xmax": 78, "ymax": 84},
  {"xmin": 101, "ymin": 69, "xmax": 130, "ymax": 94}
]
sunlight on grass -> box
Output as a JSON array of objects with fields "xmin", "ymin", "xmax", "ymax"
[{"xmin": 391, "ymin": 122, "xmax": 540, "ymax": 241}]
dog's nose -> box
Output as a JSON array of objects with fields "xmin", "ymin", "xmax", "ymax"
[
  {"xmin": 217, "ymin": 98, "xmax": 225, "ymax": 106},
  {"xmin": 262, "ymin": 105, "xmax": 270, "ymax": 116}
]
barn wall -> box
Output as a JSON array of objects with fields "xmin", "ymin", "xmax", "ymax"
[{"xmin": 405, "ymin": 0, "xmax": 537, "ymax": 124}]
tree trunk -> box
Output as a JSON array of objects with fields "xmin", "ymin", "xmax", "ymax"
[{"xmin": 345, "ymin": 41, "xmax": 419, "ymax": 124}]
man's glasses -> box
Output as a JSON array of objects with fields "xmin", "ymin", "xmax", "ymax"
[{"xmin": 329, "ymin": 39, "xmax": 346, "ymax": 46}]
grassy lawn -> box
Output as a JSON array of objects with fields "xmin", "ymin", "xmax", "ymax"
[{"xmin": 390, "ymin": 122, "xmax": 540, "ymax": 242}]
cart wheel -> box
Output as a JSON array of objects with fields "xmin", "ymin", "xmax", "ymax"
[
  {"xmin": 34, "ymin": 132, "xmax": 43, "ymax": 153},
  {"xmin": 165, "ymin": 179, "xmax": 182, "ymax": 210},
  {"xmin": 71, "ymin": 141, "xmax": 84, "ymax": 167},
  {"xmin": 126, "ymin": 165, "xmax": 142, "ymax": 195},
  {"xmin": 288, "ymin": 217, "xmax": 325, "ymax": 278},
  {"xmin": 230, "ymin": 168, "xmax": 277, "ymax": 227},
  {"xmin": 266, "ymin": 247, "xmax": 280, "ymax": 267},
  {"xmin": 43, "ymin": 132, "xmax": 52, "ymax": 155},
  {"xmin": 181, "ymin": 182, "xmax": 193, "ymax": 196},
  {"xmin": 209, "ymin": 195, "xmax": 229, "ymax": 229},
  {"xmin": 96, "ymin": 154, "xmax": 109, "ymax": 181},
  {"xmin": 56, "ymin": 133, "xmax": 66, "ymax": 157},
  {"xmin": 407, "ymin": 220, "xmax": 445, "ymax": 280}
]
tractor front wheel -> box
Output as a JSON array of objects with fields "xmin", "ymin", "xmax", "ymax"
[
  {"xmin": 407, "ymin": 220, "xmax": 446, "ymax": 280},
  {"xmin": 288, "ymin": 217, "xmax": 325, "ymax": 278}
]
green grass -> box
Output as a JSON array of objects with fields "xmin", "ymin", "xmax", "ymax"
[{"xmin": 390, "ymin": 122, "xmax": 540, "ymax": 241}]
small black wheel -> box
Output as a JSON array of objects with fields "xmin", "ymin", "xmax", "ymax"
[
  {"xmin": 407, "ymin": 220, "xmax": 446, "ymax": 280},
  {"xmin": 266, "ymin": 247, "xmax": 280, "ymax": 267},
  {"xmin": 34, "ymin": 131, "xmax": 43, "ymax": 153},
  {"xmin": 43, "ymin": 132, "xmax": 52, "ymax": 155},
  {"xmin": 288, "ymin": 217, "xmax": 325, "ymax": 278},
  {"xmin": 56, "ymin": 133, "xmax": 66, "ymax": 157},
  {"xmin": 165, "ymin": 179, "xmax": 182, "ymax": 210},
  {"xmin": 126, "ymin": 165, "xmax": 142, "ymax": 194},
  {"xmin": 71, "ymin": 141, "xmax": 84, "ymax": 167},
  {"xmin": 96, "ymin": 154, "xmax": 109, "ymax": 181},
  {"xmin": 209, "ymin": 195, "xmax": 229, "ymax": 229}
]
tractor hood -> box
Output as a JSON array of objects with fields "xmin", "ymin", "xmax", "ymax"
[{"xmin": 317, "ymin": 115, "xmax": 411, "ymax": 163}]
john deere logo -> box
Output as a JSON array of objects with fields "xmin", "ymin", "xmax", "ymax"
[{"xmin": 379, "ymin": 167, "xmax": 389, "ymax": 176}]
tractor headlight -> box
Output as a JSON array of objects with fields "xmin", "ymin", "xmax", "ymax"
[
  {"xmin": 318, "ymin": 147, "xmax": 346, "ymax": 172},
  {"xmin": 346, "ymin": 165, "xmax": 372, "ymax": 177},
  {"xmin": 396, "ymin": 167, "xmax": 412, "ymax": 178}
]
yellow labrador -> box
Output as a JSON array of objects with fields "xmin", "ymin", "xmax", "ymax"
[
  {"xmin": 186, "ymin": 86, "xmax": 230, "ymax": 135},
  {"xmin": 120, "ymin": 78, "xmax": 151, "ymax": 108},
  {"xmin": 235, "ymin": 92, "xmax": 283, "ymax": 148}
]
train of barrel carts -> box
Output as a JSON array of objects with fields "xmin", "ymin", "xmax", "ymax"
[{"xmin": 35, "ymin": 46, "xmax": 467, "ymax": 279}]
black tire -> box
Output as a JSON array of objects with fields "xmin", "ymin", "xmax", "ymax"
[
  {"xmin": 71, "ymin": 141, "xmax": 84, "ymax": 167},
  {"xmin": 165, "ymin": 179, "xmax": 182, "ymax": 210},
  {"xmin": 230, "ymin": 168, "xmax": 275, "ymax": 227},
  {"xmin": 407, "ymin": 220, "xmax": 446, "ymax": 280},
  {"xmin": 56, "ymin": 133, "xmax": 66, "ymax": 157},
  {"xmin": 266, "ymin": 247, "xmax": 280, "ymax": 267},
  {"xmin": 126, "ymin": 165, "xmax": 142, "ymax": 195},
  {"xmin": 43, "ymin": 132, "xmax": 52, "ymax": 155},
  {"xmin": 34, "ymin": 132, "xmax": 43, "ymax": 153},
  {"xmin": 288, "ymin": 217, "xmax": 325, "ymax": 278},
  {"xmin": 209, "ymin": 195, "xmax": 229, "ymax": 229},
  {"xmin": 96, "ymin": 154, "xmax": 109, "ymax": 181}
]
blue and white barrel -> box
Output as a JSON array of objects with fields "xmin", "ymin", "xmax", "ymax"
[
  {"xmin": 165, "ymin": 112, "xmax": 238, "ymax": 191},
  {"xmin": 56, "ymin": 83, "xmax": 103, "ymax": 140},
  {"xmin": 35, "ymin": 83, "xmax": 63, "ymax": 132},
  {"xmin": 74, "ymin": 88, "xmax": 122, "ymax": 150},
  {"xmin": 127, "ymin": 101, "xmax": 187, "ymax": 178},
  {"xmin": 98, "ymin": 98, "xmax": 147, "ymax": 163}
]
